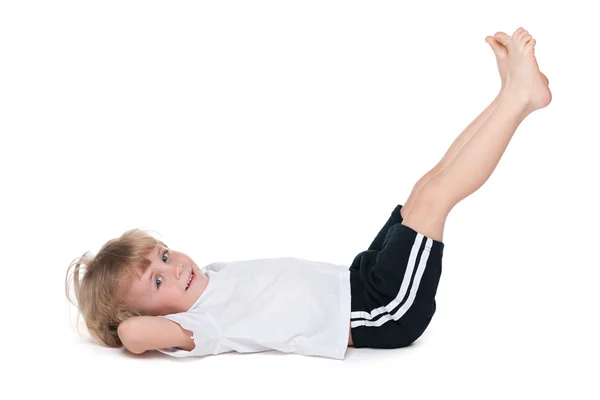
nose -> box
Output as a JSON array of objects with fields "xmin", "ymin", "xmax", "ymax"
[{"xmin": 173, "ymin": 264, "xmax": 184, "ymax": 279}]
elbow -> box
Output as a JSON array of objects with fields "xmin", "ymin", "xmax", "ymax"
[
  {"xmin": 127, "ymin": 346, "xmax": 146, "ymax": 355},
  {"xmin": 124, "ymin": 341, "xmax": 146, "ymax": 355},
  {"xmin": 117, "ymin": 321, "xmax": 146, "ymax": 354}
]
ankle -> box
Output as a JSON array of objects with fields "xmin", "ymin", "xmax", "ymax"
[{"xmin": 498, "ymin": 87, "xmax": 533, "ymax": 113}]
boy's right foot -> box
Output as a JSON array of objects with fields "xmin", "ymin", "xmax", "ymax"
[
  {"xmin": 497, "ymin": 27, "xmax": 552, "ymax": 113},
  {"xmin": 488, "ymin": 32, "xmax": 549, "ymax": 87}
]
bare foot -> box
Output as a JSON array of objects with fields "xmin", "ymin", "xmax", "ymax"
[
  {"xmin": 485, "ymin": 34, "xmax": 509, "ymax": 88},
  {"xmin": 491, "ymin": 32, "xmax": 549, "ymax": 87},
  {"xmin": 495, "ymin": 27, "xmax": 552, "ymax": 112}
]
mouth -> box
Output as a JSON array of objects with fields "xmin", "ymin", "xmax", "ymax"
[{"xmin": 185, "ymin": 270, "xmax": 195, "ymax": 291}]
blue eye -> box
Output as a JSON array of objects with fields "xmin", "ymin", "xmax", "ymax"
[
  {"xmin": 162, "ymin": 250, "xmax": 169, "ymax": 263},
  {"xmin": 156, "ymin": 275, "xmax": 163, "ymax": 288}
]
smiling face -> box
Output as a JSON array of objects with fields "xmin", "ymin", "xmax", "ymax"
[{"xmin": 125, "ymin": 246, "xmax": 209, "ymax": 316}]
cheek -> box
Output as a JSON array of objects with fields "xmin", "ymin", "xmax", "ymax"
[{"xmin": 165, "ymin": 287, "xmax": 183, "ymax": 303}]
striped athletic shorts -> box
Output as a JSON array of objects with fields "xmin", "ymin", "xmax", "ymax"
[{"xmin": 349, "ymin": 204, "xmax": 445, "ymax": 348}]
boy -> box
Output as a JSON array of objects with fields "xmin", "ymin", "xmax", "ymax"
[{"xmin": 69, "ymin": 27, "xmax": 550, "ymax": 359}]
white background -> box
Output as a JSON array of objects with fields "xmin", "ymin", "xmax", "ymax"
[{"xmin": 1, "ymin": 1, "xmax": 598, "ymax": 399}]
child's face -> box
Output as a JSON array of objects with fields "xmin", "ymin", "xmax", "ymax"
[{"xmin": 125, "ymin": 246, "xmax": 208, "ymax": 316}]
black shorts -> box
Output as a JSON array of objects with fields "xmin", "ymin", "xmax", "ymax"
[{"xmin": 349, "ymin": 204, "xmax": 445, "ymax": 348}]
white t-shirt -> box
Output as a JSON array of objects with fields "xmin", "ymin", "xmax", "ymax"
[{"xmin": 157, "ymin": 257, "xmax": 351, "ymax": 360}]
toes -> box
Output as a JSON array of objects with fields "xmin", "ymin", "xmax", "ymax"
[
  {"xmin": 494, "ymin": 32, "xmax": 511, "ymax": 46},
  {"xmin": 485, "ymin": 36, "xmax": 500, "ymax": 49},
  {"xmin": 512, "ymin": 28, "xmax": 535, "ymax": 50},
  {"xmin": 525, "ymin": 38, "xmax": 536, "ymax": 53},
  {"xmin": 486, "ymin": 36, "xmax": 508, "ymax": 58},
  {"xmin": 507, "ymin": 28, "xmax": 523, "ymax": 49},
  {"xmin": 513, "ymin": 27, "xmax": 525, "ymax": 38}
]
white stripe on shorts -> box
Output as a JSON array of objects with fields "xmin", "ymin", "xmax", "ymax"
[{"xmin": 350, "ymin": 232, "xmax": 433, "ymax": 328}]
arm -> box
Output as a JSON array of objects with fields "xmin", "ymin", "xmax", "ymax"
[{"xmin": 117, "ymin": 316, "xmax": 195, "ymax": 354}]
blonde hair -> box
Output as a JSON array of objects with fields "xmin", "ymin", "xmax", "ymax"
[{"xmin": 65, "ymin": 228, "xmax": 168, "ymax": 348}]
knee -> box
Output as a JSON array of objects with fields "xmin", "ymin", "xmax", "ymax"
[{"xmin": 413, "ymin": 177, "xmax": 455, "ymax": 216}]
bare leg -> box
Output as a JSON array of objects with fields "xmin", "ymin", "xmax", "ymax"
[
  {"xmin": 401, "ymin": 94, "xmax": 502, "ymax": 219},
  {"xmin": 401, "ymin": 31, "xmax": 548, "ymax": 220},
  {"xmin": 401, "ymin": 27, "xmax": 552, "ymax": 242}
]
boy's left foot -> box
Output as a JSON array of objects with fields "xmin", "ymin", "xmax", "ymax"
[{"xmin": 486, "ymin": 34, "xmax": 509, "ymax": 87}]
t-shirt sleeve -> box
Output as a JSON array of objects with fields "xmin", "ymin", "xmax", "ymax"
[
  {"xmin": 202, "ymin": 261, "xmax": 228, "ymax": 274},
  {"xmin": 156, "ymin": 311, "xmax": 221, "ymax": 358}
]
